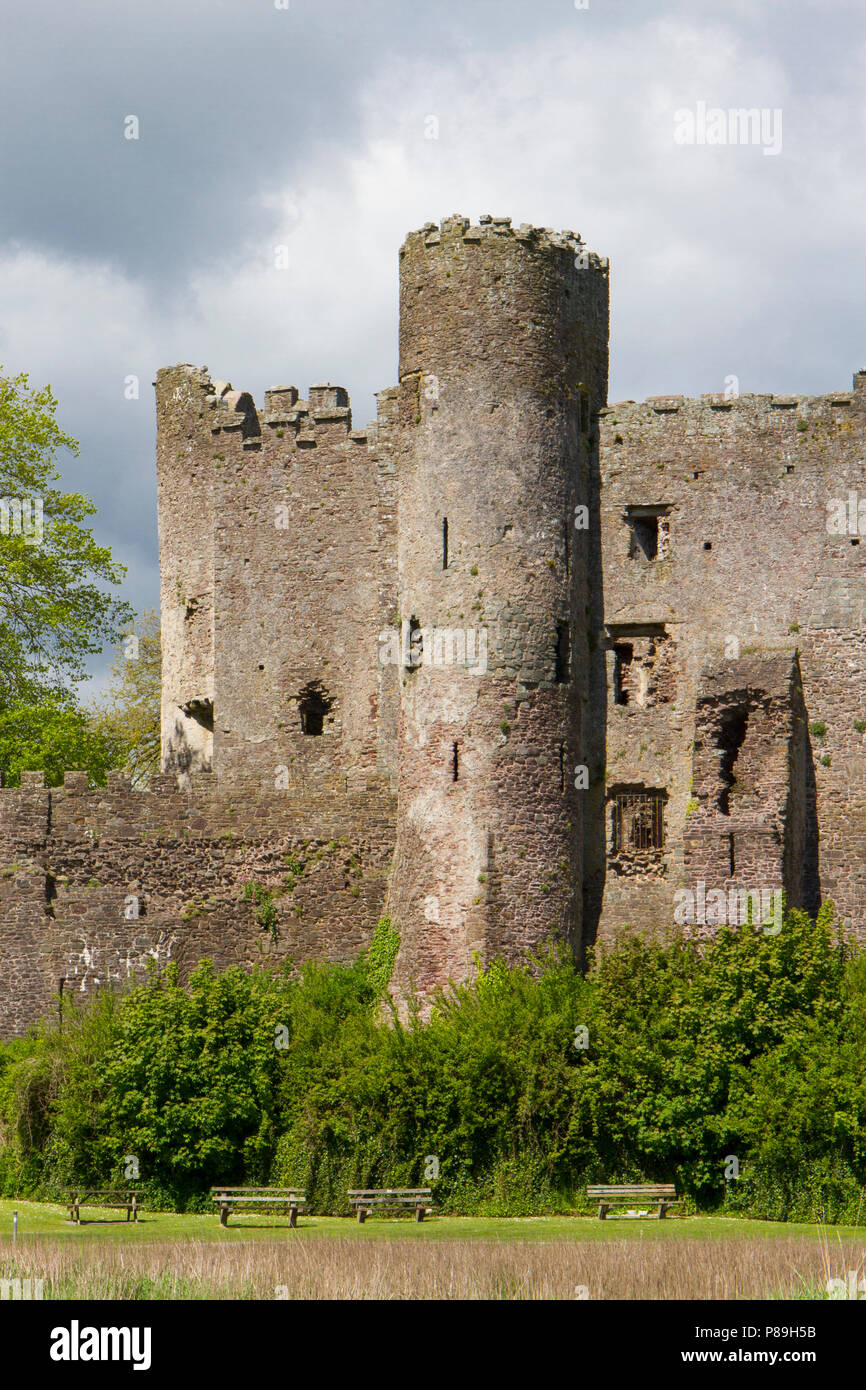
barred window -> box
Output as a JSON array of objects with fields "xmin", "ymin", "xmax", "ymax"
[{"xmin": 611, "ymin": 788, "xmax": 665, "ymax": 852}]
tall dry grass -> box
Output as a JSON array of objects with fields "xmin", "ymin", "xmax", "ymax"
[{"xmin": 2, "ymin": 1235, "xmax": 864, "ymax": 1299}]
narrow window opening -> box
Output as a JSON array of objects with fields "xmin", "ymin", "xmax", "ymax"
[
  {"xmin": 298, "ymin": 681, "xmax": 333, "ymax": 736},
  {"xmin": 451, "ymin": 742, "xmax": 459, "ymax": 781},
  {"xmin": 728, "ymin": 832, "xmax": 736, "ymax": 877},
  {"xmin": 406, "ymin": 617, "xmax": 423, "ymax": 672},
  {"xmin": 613, "ymin": 643, "xmax": 633, "ymax": 706},
  {"xmin": 559, "ymin": 743, "xmax": 565, "ymax": 793},
  {"xmin": 716, "ymin": 706, "xmax": 748, "ymax": 814},
  {"xmin": 555, "ymin": 622, "xmax": 571, "ymax": 683},
  {"xmin": 442, "ymin": 517, "xmax": 449, "ymax": 569}
]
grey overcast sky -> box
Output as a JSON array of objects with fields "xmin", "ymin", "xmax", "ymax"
[{"xmin": 1, "ymin": 0, "xmax": 864, "ymax": 688}]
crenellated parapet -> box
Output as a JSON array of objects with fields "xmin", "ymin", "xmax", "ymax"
[
  {"xmin": 601, "ymin": 373, "xmax": 866, "ymax": 449},
  {"xmin": 399, "ymin": 214, "xmax": 609, "ymax": 412},
  {"xmin": 402, "ymin": 212, "xmax": 609, "ymax": 266}
]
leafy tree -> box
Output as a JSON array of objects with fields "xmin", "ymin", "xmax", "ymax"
[
  {"xmin": 0, "ymin": 702, "xmax": 125, "ymax": 787},
  {"xmin": 0, "ymin": 369, "xmax": 132, "ymax": 708},
  {"xmin": 2, "ymin": 910, "xmax": 864, "ymax": 1221},
  {"xmin": 91, "ymin": 609, "xmax": 161, "ymax": 786},
  {"xmin": 73, "ymin": 962, "xmax": 299, "ymax": 1208}
]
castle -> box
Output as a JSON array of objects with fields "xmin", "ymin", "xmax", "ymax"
[{"xmin": 1, "ymin": 214, "xmax": 864, "ymax": 1038}]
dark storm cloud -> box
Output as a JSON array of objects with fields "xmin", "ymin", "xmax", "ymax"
[
  {"xmin": 2, "ymin": 0, "xmax": 366, "ymax": 279},
  {"xmin": 0, "ymin": 0, "xmax": 863, "ymax": 687},
  {"xmin": 0, "ymin": 0, "xmax": 575, "ymax": 282}
]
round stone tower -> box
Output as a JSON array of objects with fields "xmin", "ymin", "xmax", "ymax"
[{"xmin": 387, "ymin": 214, "xmax": 610, "ymax": 997}]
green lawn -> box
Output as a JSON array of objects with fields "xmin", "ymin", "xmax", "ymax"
[{"xmin": 1, "ymin": 1199, "xmax": 863, "ymax": 1245}]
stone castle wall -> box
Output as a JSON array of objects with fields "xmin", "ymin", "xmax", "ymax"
[
  {"xmin": 591, "ymin": 376, "xmax": 866, "ymax": 944},
  {"xmin": 0, "ymin": 214, "xmax": 864, "ymax": 1037},
  {"xmin": 156, "ymin": 367, "xmax": 398, "ymax": 797},
  {"xmin": 0, "ymin": 769, "xmax": 394, "ymax": 1038}
]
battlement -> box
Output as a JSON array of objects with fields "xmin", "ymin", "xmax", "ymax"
[
  {"xmin": 400, "ymin": 213, "xmax": 610, "ymax": 273},
  {"xmin": 192, "ymin": 376, "xmax": 364, "ymax": 447},
  {"xmin": 159, "ymin": 367, "xmax": 367, "ymax": 445},
  {"xmin": 600, "ymin": 381, "xmax": 866, "ymax": 496},
  {"xmin": 602, "ymin": 376, "xmax": 865, "ymax": 422}
]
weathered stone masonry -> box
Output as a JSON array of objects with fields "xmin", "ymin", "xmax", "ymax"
[
  {"xmin": 589, "ymin": 382, "xmax": 866, "ymax": 943},
  {"xmin": 0, "ymin": 214, "xmax": 864, "ymax": 1036}
]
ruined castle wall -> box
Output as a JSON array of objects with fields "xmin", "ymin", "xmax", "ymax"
[
  {"xmin": 388, "ymin": 216, "xmax": 609, "ymax": 993},
  {"xmin": 0, "ymin": 769, "xmax": 395, "ymax": 1038},
  {"xmin": 683, "ymin": 653, "xmax": 809, "ymax": 926},
  {"xmin": 208, "ymin": 381, "xmax": 391, "ymax": 798},
  {"xmin": 8, "ymin": 219, "xmax": 866, "ymax": 1038},
  {"xmin": 155, "ymin": 366, "xmax": 220, "ymax": 777},
  {"xmin": 595, "ymin": 374, "xmax": 866, "ymax": 944}
]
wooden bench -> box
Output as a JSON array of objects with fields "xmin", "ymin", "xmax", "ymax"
[
  {"xmin": 210, "ymin": 1187, "xmax": 306, "ymax": 1228},
  {"xmin": 63, "ymin": 1189, "xmax": 142, "ymax": 1225},
  {"xmin": 348, "ymin": 1189, "xmax": 433, "ymax": 1223},
  {"xmin": 587, "ymin": 1184, "xmax": 681, "ymax": 1220}
]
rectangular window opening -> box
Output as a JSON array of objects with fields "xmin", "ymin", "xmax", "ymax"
[
  {"xmin": 607, "ymin": 624, "xmax": 674, "ymax": 710},
  {"xmin": 442, "ymin": 517, "xmax": 449, "ymax": 570},
  {"xmin": 613, "ymin": 643, "xmax": 633, "ymax": 706},
  {"xmin": 626, "ymin": 506, "xmax": 671, "ymax": 562},
  {"xmin": 633, "ymin": 515, "xmax": 658, "ymax": 560},
  {"xmin": 298, "ymin": 682, "xmax": 333, "ymax": 736},
  {"xmin": 555, "ymin": 622, "xmax": 571, "ymax": 683},
  {"xmin": 451, "ymin": 742, "xmax": 459, "ymax": 782}
]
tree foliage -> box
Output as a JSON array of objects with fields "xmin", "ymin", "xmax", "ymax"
[
  {"xmin": 91, "ymin": 609, "xmax": 161, "ymax": 786},
  {"xmin": 1, "ymin": 909, "xmax": 864, "ymax": 1222},
  {"xmin": 0, "ymin": 702, "xmax": 125, "ymax": 787},
  {"xmin": 0, "ymin": 370, "xmax": 132, "ymax": 708}
]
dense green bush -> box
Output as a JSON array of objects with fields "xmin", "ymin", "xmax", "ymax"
[{"xmin": 1, "ymin": 905, "xmax": 864, "ymax": 1221}]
